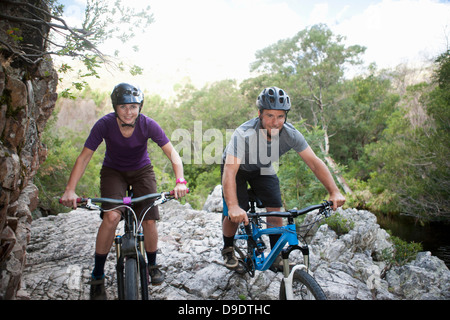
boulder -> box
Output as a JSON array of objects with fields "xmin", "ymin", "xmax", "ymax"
[{"xmin": 19, "ymin": 192, "xmax": 450, "ymax": 300}]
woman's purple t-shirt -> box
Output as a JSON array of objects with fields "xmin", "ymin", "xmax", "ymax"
[{"xmin": 84, "ymin": 113, "xmax": 170, "ymax": 171}]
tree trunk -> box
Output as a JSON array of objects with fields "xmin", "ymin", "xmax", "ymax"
[{"xmin": 320, "ymin": 129, "xmax": 353, "ymax": 195}]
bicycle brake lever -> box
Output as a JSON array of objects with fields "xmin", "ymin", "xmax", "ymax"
[
  {"xmin": 85, "ymin": 199, "xmax": 101, "ymax": 210},
  {"xmin": 153, "ymin": 193, "xmax": 167, "ymax": 206}
]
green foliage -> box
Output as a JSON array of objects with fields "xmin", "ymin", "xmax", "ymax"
[
  {"xmin": 331, "ymin": 71, "xmax": 400, "ymax": 173},
  {"xmin": 251, "ymin": 23, "xmax": 366, "ymax": 131},
  {"xmin": 1, "ymin": 1, "xmax": 153, "ymax": 96},
  {"xmin": 278, "ymin": 121, "xmax": 329, "ymax": 208},
  {"xmin": 381, "ymin": 233, "xmax": 423, "ymax": 267},
  {"xmin": 35, "ymin": 110, "xmax": 104, "ymax": 214},
  {"xmin": 36, "ymin": 23, "xmax": 449, "ymax": 223},
  {"xmin": 359, "ymin": 74, "xmax": 449, "ymax": 219},
  {"xmin": 320, "ymin": 212, "xmax": 355, "ymax": 236}
]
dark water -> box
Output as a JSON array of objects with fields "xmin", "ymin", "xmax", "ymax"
[{"xmin": 375, "ymin": 213, "xmax": 450, "ymax": 268}]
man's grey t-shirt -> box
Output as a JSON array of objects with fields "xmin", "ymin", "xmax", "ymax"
[{"xmin": 223, "ymin": 118, "xmax": 308, "ymax": 174}]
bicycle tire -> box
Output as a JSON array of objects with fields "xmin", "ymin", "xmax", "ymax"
[
  {"xmin": 279, "ymin": 269, "xmax": 327, "ymax": 300},
  {"xmin": 116, "ymin": 256, "xmax": 125, "ymax": 300},
  {"xmin": 125, "ymin": 257, "xmax": 139, "ymax": 300},
  {"xmin": 138, "ymin": 253, "xmax": 149, "ymax": 300}
]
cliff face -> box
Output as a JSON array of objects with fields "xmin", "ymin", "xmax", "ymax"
[{"xmin": 0, "ymin": 1, "xmax": 58, "ymax": 299}]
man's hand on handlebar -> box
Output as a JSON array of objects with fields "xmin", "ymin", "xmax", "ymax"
[
  {"xmin": 329, "ymin": 191, "xmax": 346, "ymax": 211},
  {"xmin": 228, "ymin": 205, "xmax": 249, "ymax": 225}
]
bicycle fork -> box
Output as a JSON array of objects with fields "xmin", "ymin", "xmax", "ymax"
[
  {"xmin": 115, "ymin": 235, "xmax": 125, "ymax": 300},
  {"xmin": 115, "ymin": 233, "xmax": 148, "ymax": 300},
  {"xmin": 281, "ymin": 245, "xmax": 310, "ymax": 299}
]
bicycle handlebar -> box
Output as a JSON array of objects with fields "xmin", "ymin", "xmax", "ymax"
[
  {"xmin": 59, "ymin": 189, "xmax": 189, "ymax": 206},
  {"xmin": 247, "ymin": 200, "xmax": 333, "ymax": 219}
]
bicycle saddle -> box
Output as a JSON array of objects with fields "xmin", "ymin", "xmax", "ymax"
[{"xmin": 247, "ymin": 188, "xmax": 264, "ymax": 209}]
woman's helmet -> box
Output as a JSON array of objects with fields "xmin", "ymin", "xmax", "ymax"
[
  {"xmin": 256, "ymin": 87, "xmax": 291, "ymax": 111},
  {"xmin": 111, "ymin": 83, "xmax": 144, "ymax": 127},
  {"xmin": 111, "ymin": 83, "xmax": 144, "ymax": 111}
]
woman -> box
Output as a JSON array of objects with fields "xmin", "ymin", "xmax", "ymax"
[{"xmin": 60, "ymin": 83, "xmax": 188, "ymax": 299}]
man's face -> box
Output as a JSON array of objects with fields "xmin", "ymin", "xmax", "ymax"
[{"xmin": 259, "ymin": 109, "xmax": 286, "ymax": 138}]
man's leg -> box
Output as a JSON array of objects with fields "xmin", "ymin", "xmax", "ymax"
[
  {"xmin": 221, "ymin": 201, "xmax": 240, "ymax": 269},
  {"xmin": 265, "ymin": 207, "xmax": 282, "ymax": 248},
  {"xmin": 220, "ymin": 166, "xmax": 250, "ymax": 269}
]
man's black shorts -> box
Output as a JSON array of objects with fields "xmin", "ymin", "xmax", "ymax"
[{"xmin": 221, "ymin": 165, "xmax": 282, "ymax": 215}]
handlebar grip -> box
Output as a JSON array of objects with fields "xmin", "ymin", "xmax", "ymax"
[
  {"xmin": 169, "ymin": 188, "xmax": 190, "ymax": 196},
  {"xmin": 59, "ymin": 198, "xmax": 84, "ymax": 204}
]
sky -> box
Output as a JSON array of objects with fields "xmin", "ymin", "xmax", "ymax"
[{"xmin": 57, "ymin": 0, "xmax": 450, "ymax": 98}]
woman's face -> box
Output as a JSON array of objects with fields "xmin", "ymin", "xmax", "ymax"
[{"xmin": 116, "ymin": 103, "xmax": 140, "ymax": 126}]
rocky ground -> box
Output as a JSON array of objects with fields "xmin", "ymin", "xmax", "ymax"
[{"xmin": 18, "ymin": 186, "xmax": 450, "ymax": 300}]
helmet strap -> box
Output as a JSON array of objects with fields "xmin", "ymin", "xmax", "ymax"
[{"xmin": 115, "ymin": 111, "xmax": 140, "ymax": 128}]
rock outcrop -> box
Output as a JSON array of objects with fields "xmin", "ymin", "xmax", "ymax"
[
  {"xmin": 19, "ymin": 187, "xmax": 450, "ymax": 300},
  {"xmin": 0, "ymin": 0, "xmax": 58, "ymax": 299}
]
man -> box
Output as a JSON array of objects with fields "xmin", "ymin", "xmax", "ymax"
[
  {"xmin": 221, "ymin": 86, "xmax": 345, "ymax": 269},
  {"xmin": 60, "ymin": 83, "xmax": 188, "ymax": 299}
]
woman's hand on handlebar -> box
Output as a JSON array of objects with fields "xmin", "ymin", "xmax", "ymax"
[
  {"xmin": 173, "ymin": 183, "xmax": 188, "ymax": 199},
  {"xmin": 60, "ymin": 190, "xmax": 79, "ymax": 209}
]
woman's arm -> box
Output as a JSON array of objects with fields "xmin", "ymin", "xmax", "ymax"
[
  {"xmin": 161, "ymin": 142, "xmax": 187, "ymax": 199},
  {"xmin": 60, "ymin": 147, "xmax": 95, "ymax": 208}
]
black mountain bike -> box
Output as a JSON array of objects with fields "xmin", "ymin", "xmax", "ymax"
[{"xmin": 75, "ymin": 187, "xmax": 181, "ymax": 300}]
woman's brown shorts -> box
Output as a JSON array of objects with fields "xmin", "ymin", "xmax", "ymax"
[{"xmin": 100, "ymin": 164, "xmax": 159, "ymax": 220}]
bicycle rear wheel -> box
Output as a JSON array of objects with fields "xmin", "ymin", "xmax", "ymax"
[
  {"xmin": 125, "ymin": 257, "xmax": 139, "ymax": 300},
  {"xmin": 279, "ymin": 269, "xmax": 327, "ymax": 300}
]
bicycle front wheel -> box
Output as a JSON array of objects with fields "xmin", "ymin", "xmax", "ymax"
[
  {"xmin": 280, "ymin": 269, "xmax": 327, "ymax": 300},
  {"xmin": 125, "ymin": 257, "xmax": 139, "ymax": 300}
]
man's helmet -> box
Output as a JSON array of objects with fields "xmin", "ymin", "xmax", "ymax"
[
  {"xmin": 111, "ymin": 83, "xmax": 144, "ymax": 111},
  {"xmin": 256, "ymin": 87, "xmax": 291, "ymax": 111}
]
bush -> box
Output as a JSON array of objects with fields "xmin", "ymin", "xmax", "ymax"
[
  {"xmin": 320, "ymin": 212, "xmax": 354, "ymax": 236},
  {"xmin": 381, "ymin": 232, "xmax": 423, "ymax": 267}
]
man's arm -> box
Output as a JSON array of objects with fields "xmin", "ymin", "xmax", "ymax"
[
  {"xmin": 222, "ymin": 153, "xmax": 248, "ymax": 225},
  {"xmin": 298, "ymin": 146, "xmax": 346, "ymax": 210}
]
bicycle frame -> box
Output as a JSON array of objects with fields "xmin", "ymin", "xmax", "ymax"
[
  {"xmin": 230, "ymin": 194, "xmax": 331, "ymax": 300},
  {"xmin": 68, "ymin": 188, "xmax": 184, "ymax": 300},
  {"xmin": 235, "ymin": 219, "xmax": 310, "ymax": 274},
  {"xmin": 115, "ymin": 196, "xmax": 148, "ymax": 300},
  {"xmin": 233, "ymin": 199, "xmax": 332, "ymax": 278}
]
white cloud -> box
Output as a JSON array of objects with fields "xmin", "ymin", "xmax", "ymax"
[
  {"xmin": 333, "ymin": 0, "xmax": 450, "ymax": 69},
  {"xmin": 108, "ymin": 0, "xmax": 306, "ymax": 96},
  {"xmin": 309, "ymin": 3, "xmax": 329, "ymax": 25},
  {"xmin": 56, "ymin": 0, "xmax": 450, "ymax": 97}
]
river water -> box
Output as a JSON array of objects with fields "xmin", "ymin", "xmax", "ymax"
[{"xmin": 375, "ymin": 213, "xmax": 450, "ymax": 268}]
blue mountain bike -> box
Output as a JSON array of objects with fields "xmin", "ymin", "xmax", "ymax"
[{"xmin": 233, "ymin": 189, "xmax": 332, "ymax": 300}]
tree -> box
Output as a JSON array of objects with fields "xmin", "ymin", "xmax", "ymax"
[
  {"xmin": 250, "ymin": 24, "xmax": 366, "ymax": 194},
  {"xmin": 361, "ymin": 51, "xmax": 450, "ymax": 220},
  {"xmin": 331, "ymin": 68, "xmax": 400, "ymax": 177},
  {"xmin": 0, "ymin": 0, "xmax": 153, "ymax": 96}
]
